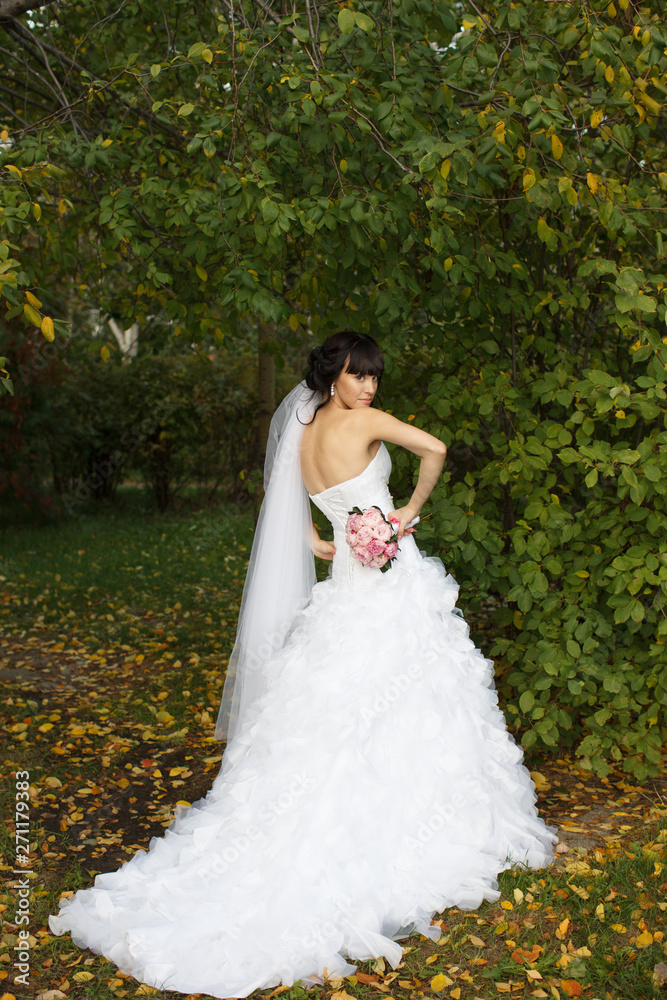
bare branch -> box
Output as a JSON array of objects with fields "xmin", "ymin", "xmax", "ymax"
[{"xmin": 0, "ymin": 0, "xmax": 55, "ymax": 18}]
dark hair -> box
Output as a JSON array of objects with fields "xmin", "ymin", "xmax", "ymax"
[{"xmin": 300, "ymin": 330, "xmax": 384, "ymax": 425}]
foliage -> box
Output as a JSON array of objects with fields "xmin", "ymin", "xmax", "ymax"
[
  {"xmin": 0, "ymin": 342, "xmax": 259, "ymax": 513},
  {"xmin": 0, "ymin": 0, "xmax": 666, "ymax": 776}
]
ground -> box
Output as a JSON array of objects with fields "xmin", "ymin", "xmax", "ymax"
[{"xmin": 1, "ymin": 628, "xmax": 665, "ymax": 1000}]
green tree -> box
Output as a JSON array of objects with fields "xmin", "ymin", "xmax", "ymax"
[{"xmin": 1, "ymin": 0, "xmax": 666, "ymax": 777}]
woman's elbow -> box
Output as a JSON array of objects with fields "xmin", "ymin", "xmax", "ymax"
[{"xmin": 432, "ymin": 440, "xmax": 447, "ymax": 459}]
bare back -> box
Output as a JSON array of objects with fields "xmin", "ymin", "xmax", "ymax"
[{"xmin": 300, "ymin": 403, "xmax": 380, "ymax": 496}]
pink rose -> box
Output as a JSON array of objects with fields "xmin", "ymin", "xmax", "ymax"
[
  {"xmin": 372, "ymin": 521, "xmax": 392, "ymax": 542},
  {"xmin": 364, "ymin": 507, "xmax": 383, "ymax": 526},
  {"xmin": 367, "ymin": 538, "xmax": 385, "ymax": 557},
  {"xmin": 348, "ymin": 513, "xmax": 364, "ymax": 532},
  {"xmin": 370, "ymin": 555, "xmax": 387, "ymax": 569},
  {"xmin": 356, "ymin": 525, "xmax": 373, "ymax": 546},
  {"xmin": 385, "ymin": 541, "xmax": 398, "ymax": 559},
  {"xmin": 356, "ymin": 548, "xmax": 373, "ymax": 566}
]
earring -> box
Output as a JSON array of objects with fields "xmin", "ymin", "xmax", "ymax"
[{"xmin": 330, "ymin": 384, "xmax": 334, "ymax": 396}]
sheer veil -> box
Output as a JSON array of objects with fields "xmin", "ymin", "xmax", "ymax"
[{"xmin": 214, "ymin": 379, "xmax": 321, "ymax": 743}]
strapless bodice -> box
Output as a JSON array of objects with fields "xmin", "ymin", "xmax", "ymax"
[{"xmin": 308, "ymin": 442, "xmax": 403, "ymax": 586}]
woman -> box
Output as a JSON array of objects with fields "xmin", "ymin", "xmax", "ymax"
[{"xmin": 49, "ymin": 330, "xmax": 558, "ymax": 999}]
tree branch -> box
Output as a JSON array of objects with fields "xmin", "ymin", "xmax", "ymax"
[{"xmin": 0, "ymin": 0, "xmax": 55, "ymax": 18}]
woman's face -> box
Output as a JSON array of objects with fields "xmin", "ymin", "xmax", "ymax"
[{"xmin": 331, "ymin": 356, "xmax": 379, "ymax": 409}]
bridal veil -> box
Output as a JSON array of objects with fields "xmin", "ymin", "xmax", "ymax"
[{"xmin": 214, "ymin": 379, "xmax": 320, "ymax": 742}]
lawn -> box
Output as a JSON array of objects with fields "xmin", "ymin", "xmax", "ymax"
[{"xmin": 1, "ymin": 493, "xmax": 665, "ymax": 1000}]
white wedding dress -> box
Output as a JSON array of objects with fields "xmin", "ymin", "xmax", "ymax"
[{"xmin": 48, "ymin": 440, "xmax": 558, "ymax": 998}]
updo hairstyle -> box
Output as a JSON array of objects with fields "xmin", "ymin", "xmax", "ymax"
[{"xmin": 301, "ymin": 330, "xmax": 384, "ymax": 425}]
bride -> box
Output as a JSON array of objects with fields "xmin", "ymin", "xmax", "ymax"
[{"xmin": 48, "ymin": 330, "xmax": 558, "ymax": 998}]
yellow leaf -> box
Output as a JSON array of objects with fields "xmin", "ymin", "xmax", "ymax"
[
  {"xmin": 444, "ymin": 257, "xmax": 453, "ymax": 272},
  {"xmin": 23, "ymin": 303, "xmax": 42, "ymax": 327},
  {"xmin": 440, "ymin": 159, "xmax": 451, "ymax": 180},
  {"xmin": 556, "ymin": 916, "xmax": 570, "ymax": 938},
  {"xmin": 551, "ymin": 134, "xmax": 563, "ymax": 159},
  {"xmin": 26, "ymin": 290, "xmax": 42, "ymax": 309},
  {"xmin": 468, "ymin": 934, "xmax": 485, "ymax": 947},
  {"xmin": 610, "ymin": 923, "xmax": 626, "ymax": 933},
  {"xmin": 450, "ymin": 989, "xmax": 461, "ymax": 1000},
  {"xmin": 100, "ymin": 345, "xmax": 110, "ymax": 362},
  {"xmin": 38, "ymin": 722, "xmax": 54, "ymax": 732},
  {"xmin": 102, "ymin": 138, "xmax": 113, "ymax": 146},
  {"xmin": 196, "ymin": 264, "xmax": 208, "ymax": 281},
  {"xmin": 0, "ymin": 129, "xmax": 8, "ymax": 140},
  {"xmin": 493, "ymin": 121, "xmax": 506, "ymax": 143},
  {"xmin": 461, "ymin": 17, "xmax": 478, "ymax": 29},
  {"xmin": 339, "ymin": 158, "xmax": 348, "ymax": 173},
  {"xmin": 595, "ymin": 902, "xmax": 605, "ymax": 920},
  {"xmin": 523, "ymin": 168, "xmax": 536, "ymax": 192},
  {"xmin": 6, "ymin": 163, "xmax": 22, "ymax": 177},
  {"xmin": 530, "ymin": 770, "xmax": 550, "ymax": 789},
  {"xmin": 590, "ymin": 109, "xmax": 604, "ymax": 128},
  {"xmin": 72, "ymin": 971, "xmax": 94, "ymax": 981},
  {"xmin": 604, "ymin": 65, "xmax": 615, "ymax": 83},
  {"xmin": 587, "ymin": 172, "xmax": 599, "ymax": 194},
  {"xmin": 32, "ymin": 202, "xmax": 42, "ymax": 221},
  {"xmin": 500, "ymin": 900, "xmax": 513, "ymax": 910},
  {"xmin": 58, "ymin": 198, "xmax": 67, "ymax": 215},
  {"xmin": 202, "ymin": 47, "xmax": 213, "ymax": 63},
  {"xmin": 514, "ymin": 888, "xmax": 524, "ymax": 904},
  {"xmin": 638, "ymin": 90, "xmax": 661, "ymax": 115},
  {"xmin": 431, "ymin": 974, "xmax": 454, "ymax": 991},
  {"xmin": 288, "ymin": 314, "xmax": 299, "ymax": 332},
  {"xmin": 495, "ymin": 986, "xmax": 511, "ymax": 994},
  {"xmin": 635, "ymin": 930, "xmax": 653, "ymax": 948}
]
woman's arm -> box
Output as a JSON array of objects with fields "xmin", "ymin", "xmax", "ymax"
[
  {"xmin": 311, "ymin": 521, "xmax": 336, "ymax": 561},
  {"xmin": 361, "ymin": 408, "xmax": 447, "ymax": 539}
]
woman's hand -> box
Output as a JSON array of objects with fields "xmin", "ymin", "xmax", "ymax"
[
  {"xmin": 312, "ymin": 538, "xmax": 336, "ymax": 561},
  {"xmin": 388, "ymin": 506, "xmax": 418, "ymax": 540}
]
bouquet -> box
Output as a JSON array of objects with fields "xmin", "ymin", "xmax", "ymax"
[{"xmin": 345, "ymin": 505, "xmax": 418, "ymax": 572}]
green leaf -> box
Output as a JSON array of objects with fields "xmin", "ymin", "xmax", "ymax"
[
  {"xmin": 354, "ymin": 11, "xmax": 374, "ymax": 31},
  {"xmin": 178, "ymin": 103, "xmax": 195, "ymax": 117},
  {"xmin": 519, "ymin": 690, "xmax": 535, "ymax": 713},
  {"xmin": 261, "ymin": 199, "xmax": 279, "ymax": 224},
  {"xmin": 338, "ymin": 8, "xmax": 355, "ymax": 34}
]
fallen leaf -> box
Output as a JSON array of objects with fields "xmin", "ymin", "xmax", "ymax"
[{"xmin": 560, "ymin": 980, "xmax": 583, "ymax": 997}]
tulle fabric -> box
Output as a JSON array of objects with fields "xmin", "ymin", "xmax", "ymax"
[
  {"xmin": 215, "ymin": 380, "xmax": 319, "ymax": 742},
  {"xmin": 48, "ymin": 438, "xmax": 558, "ymax": 999}
]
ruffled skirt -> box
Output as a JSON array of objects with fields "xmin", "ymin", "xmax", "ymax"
[{"xmin": 49, "ymin": 539, "xmax": 557, "ymax": 998}]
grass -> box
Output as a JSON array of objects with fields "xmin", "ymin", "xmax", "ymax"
[{"xmin": 1, "ymin": 494, "xmax": 665, "ymax": 1000}]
